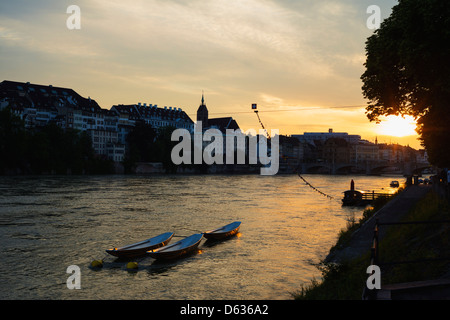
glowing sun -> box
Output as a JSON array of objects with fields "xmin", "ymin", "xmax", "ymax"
[{"xmin": 377, "ymin": 115, "xmax": 417, "ymax": 137}]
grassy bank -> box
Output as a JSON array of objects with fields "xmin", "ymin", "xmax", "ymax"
[{"xmin": 294, "ymin": 189, "xmax": 450, "ymax": 300}]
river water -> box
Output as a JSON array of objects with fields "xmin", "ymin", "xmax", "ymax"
[{"xmin": 0, "ymin": 174, "xmax": 401, "ymax": 300}]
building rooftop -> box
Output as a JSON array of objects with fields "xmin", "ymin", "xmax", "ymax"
[
  {"xmin": 208, "ymin": 117, "xmax": 240, "ymax": 132},
  {"xmin": 0, "ymin": 80, "xmax": 101, "ymax": 112},
  {"xmin": 111, "ymin": 103, "xmax": 193, "ymax": 123}
]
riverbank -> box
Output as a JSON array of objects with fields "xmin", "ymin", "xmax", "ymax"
[
  {"xmin": 326, "ymin": 185, "xmax": 432, "ymax": 263},
  {"xmin": 295, "ymin": 184, "xmax": 450, "ymax": 299}
]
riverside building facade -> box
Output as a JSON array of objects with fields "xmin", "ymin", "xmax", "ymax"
[{"xmin": 0, "ymin": 80, "xmax": 194, "ymax": 164}]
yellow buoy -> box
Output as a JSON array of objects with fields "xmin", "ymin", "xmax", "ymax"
[
  {"xmin": 91, "ymin": 260, "xmax": 103, "ymax": 268},
  {"xmin": 126, "ymin": 262, "xmax": 138, "ymax": 270}
]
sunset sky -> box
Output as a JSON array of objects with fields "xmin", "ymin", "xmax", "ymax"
[{"xmin": 0, "ymin": 0, "xmax": 422, "ymax": 148}]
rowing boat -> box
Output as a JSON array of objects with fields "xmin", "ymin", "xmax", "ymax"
[
  {"xmin": 106, "ymin": 232, "xmax": 174, "ymax": 258},
  {"xmin": 203, "ymin": 221, "xmax": 241, "ymax": 240},
  {"xmin": 147, "ymin": 233, "xmax": 203, "ymax": 260}
]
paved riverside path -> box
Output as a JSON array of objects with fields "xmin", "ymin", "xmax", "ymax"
[{"xmin": 326, "ymin": 185, "xmax": 432, "ymax": 263}]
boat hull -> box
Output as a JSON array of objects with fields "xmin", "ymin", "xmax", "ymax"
[
  {"xmin": 342, "ymin": 199, "xmax": 372, "ymax": 206},
  {"xmin": 203, "ymin": 221, "xmax": 241, "ymax": 240},
  {"xmin": 147, "ymin": 233, "xmax": 203, "ymax": 260},
  {"xmin": 106, "ymin": 232, "xmax": 174, "ymax": 258}
]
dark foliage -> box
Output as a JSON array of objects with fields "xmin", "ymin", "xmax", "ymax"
[
  {"xmin": 0, "ymin": 107, "xmax": 113, "ymax": 175},
  {"xmin": 361, "ymin": 0, "xmax": 450, "ymax": 167}
]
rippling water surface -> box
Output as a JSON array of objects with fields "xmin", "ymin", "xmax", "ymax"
[{"xmin": 0, "ymin": 174, "xmax": 401, "ymax": 300}]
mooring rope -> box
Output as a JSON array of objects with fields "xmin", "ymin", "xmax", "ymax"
[
  {"xmin": 254, "ymin": 110, "xmax": 271, "ymax": 140},
  {"xmin": 297, "ymin": 173, "xmax": 335, "ymax": 200}
]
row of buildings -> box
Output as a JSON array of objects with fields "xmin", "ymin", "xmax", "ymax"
[
  {"xmin": 292, "ymin": 129, "xmax": 419, "ymax": 164},
  {"xmin": 0, "ymin": 80, "xmax": 194, "ymax": 163},
  {"xmin": 282, "ymin": 129, "xmax": 429, "ymax": 174},
  {"xmin": 0, "ymin": 80, "xmax": 428, "ymax": 174}
]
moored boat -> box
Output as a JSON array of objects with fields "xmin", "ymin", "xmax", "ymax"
[
  {"xmin": 147, "ymin": 233, "xmax": 203, "ymax": 260},
  {"xmin": 106, "ymin": 232, "xmax": 174, "ymax": 258},
  {"xmin": 342, "ymin": 190, "xmax": 372, "ymax": 206},
  {"xmin": 203, "ymin": 221, "xmax": 241, "ymax": 240},
  {"xmin": 390, "ymin": 180, "xmax": 400, "ymax": 188}
]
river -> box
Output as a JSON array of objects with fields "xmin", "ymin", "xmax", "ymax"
[{"xmin": 0, "ymin": 174, "xmax": 402, "ymax": 300}]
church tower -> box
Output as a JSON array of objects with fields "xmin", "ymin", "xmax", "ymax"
[{"xmin": 196, "ymin": 91, "xmax": 208, "ymax": 127}]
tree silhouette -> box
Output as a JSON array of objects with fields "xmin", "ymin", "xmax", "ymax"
[{"xmin": 361, "ymin": 0, "xmax": 450, "ymax": 166}]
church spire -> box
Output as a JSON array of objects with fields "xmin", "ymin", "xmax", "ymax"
[{"xmin": 197, "ymin": 90, "xmax": 208, "ymax": 127}]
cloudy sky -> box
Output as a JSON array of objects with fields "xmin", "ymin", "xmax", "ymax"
[{"xmin": 0, "ymin": 0, "xmax": 420, "ymax": 148}]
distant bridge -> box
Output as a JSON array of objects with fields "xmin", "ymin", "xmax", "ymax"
[{"xmin": 298, "ymin": 160, "xmax": 431, "ymax": 175}]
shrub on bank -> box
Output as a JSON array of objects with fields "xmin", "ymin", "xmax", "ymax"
[{"xmin": 294, "ymin": 188, "xmax": 450, "ymax": 300}]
